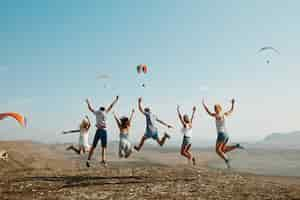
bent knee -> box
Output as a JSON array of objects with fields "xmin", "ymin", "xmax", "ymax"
[
  {"xmin": 215, "ymin": 147, "xmax": 222, "ymax": 154},
  {"xmin": 180, "ymin": 149, "xmax": 186, "ymax": 155}
]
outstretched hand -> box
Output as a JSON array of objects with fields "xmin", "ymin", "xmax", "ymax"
[
  {"xmin": 231, "ymin": 98, "xmax": 235, "ymax": 105},
  {"xmin": 138, "ymin": 97, "xmax": 142, "ymax": 103},
  {"xmin": 192, "ymin": 106, "xmax": 196, "ymax": 112}
]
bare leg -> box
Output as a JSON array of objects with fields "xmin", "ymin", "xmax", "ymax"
[
  {"xmin": 181, "ymin": 145, "xmax": 192, "ymax": 160},
  {"xmin": 83, "ymin": 146, "xmax": 90, "ymax": 154},
  {"xmin": 156, "ymin": 134, "xmax": 168, "ymax": 146},
  {"xmin": 134, "ymin": 136, "xmax": 147, "ymax": 151},
  {"xmin": 101, "ymin": 147, "xmax": 106, "ymax": 162},
  {"xmin": 215, "ymin": 142, "xmax": 228, "ymax": 161},
  {"xmin": 223, "ymin": 145, "xmax": 238, "ymax": 153},
  {"xmin": 66, "ymin": 145, "xmax": 80, "ymax": 155},
  {"xmin": 186, "ymin": 144, "xmax": 196, "ymax": 165},
  {"xmin": 87, "ymin": 147, "xmax": 96, "ymax": 161}
]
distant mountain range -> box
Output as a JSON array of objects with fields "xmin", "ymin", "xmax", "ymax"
[{"xmin": 253, "ymin": 131, "xmax": 300, "ymax": 149}]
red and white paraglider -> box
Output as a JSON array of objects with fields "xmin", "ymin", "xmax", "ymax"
[
  {"xmin": 136, "ymin": 64, "xmax": 148, "ymax": 88},
  {"xmin": 0, "ymin": 112, "xmax": 27, "ymax": 127},
  {"xmin": 137, "ymin": 64, "xmax": 147, "ymax": 74}
]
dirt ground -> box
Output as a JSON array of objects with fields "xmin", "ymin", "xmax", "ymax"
[{"xmin": 1, "ymin": 141, "xmax": 300, "ymax": 200}]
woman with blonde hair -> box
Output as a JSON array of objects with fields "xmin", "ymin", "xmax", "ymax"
[
  {"xmin": 64, "ymin": 116, "xmax": 91, "ymax": 155},
  {"xmin": 202, "ymin": 99, "xmax": 244, "ymax": 168}
]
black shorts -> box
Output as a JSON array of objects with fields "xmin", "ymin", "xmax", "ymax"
[{"xmin": 92, "ymin": 129, "xmax": 107, "ymax": 148}]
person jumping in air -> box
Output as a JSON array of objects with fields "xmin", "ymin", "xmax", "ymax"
[
  {"xmin": 134, "ymin": 97, "xmax": 173, "ymax": 151},
  {"xmin": 177, "ymin": 105, "xmax": 196, "ymax": 165},
  {"xmin": 202, "ymin": 99, "xmax": 244, "ymax": 168},
  {"xmin": 113, "ymin": 109, "xmax": 135, "ymax": 158},
  {"xmin": 64, "ymin": 116, "xmax": 91, "ymax": 155},
  {"xmin": 85, "ymin": 96, "xmax": 119, "ymax": 167}
]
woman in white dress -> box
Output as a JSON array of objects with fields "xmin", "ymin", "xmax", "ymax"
[{"xmin": 64, "ymin": 116, "xmax": 91, "ymax": 155}]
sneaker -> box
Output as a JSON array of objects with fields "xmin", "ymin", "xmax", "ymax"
[
  {"xmin": 134, "ymin": 146, "xmax": 139, "ymax": 152},
  {"xmin": 225, "ymin": 159, "xmax": 231, "ymax": 169},
  {"xmin": 164, "ymin": 132, "xmax": 171, "ymax": 139},
  {"xmin": 236, "ymin": 143, "xmax": 245, "ymax": 150},
  {"xmin": 86, "ymin": 161, "xmax": 91, "ymax": 168}
]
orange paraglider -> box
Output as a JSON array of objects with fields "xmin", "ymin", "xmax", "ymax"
[{"xmin": 0, "ymin": 112, "xmax": 27, "ymax": 127}]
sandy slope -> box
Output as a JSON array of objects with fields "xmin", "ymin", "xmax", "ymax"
[{"xmin": 0, "ymin": 141, "xmax": 300, "ymax": 200}]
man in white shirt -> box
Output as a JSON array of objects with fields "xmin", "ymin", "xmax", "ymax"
[{"xmin": 86, "ymin": 96, "xmax": 119, "ymax": 167}]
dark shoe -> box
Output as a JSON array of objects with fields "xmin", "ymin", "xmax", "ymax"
[
  {"xmin": 134, "ymin": 146, "xmax": 139, "ymax": 152},
  {"xmin": 86, "ymin": 161, "xmax": 90, "ymax": 168},
  {"xmin": 164, "ymin": 132, "xmax": 171, "ymax": 139},
  {"xmin": 236, "ymin": 143, "xmax": 245, "ymax": 149}
]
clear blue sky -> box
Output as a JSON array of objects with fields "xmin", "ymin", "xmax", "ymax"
[{"xmin": 1, "ymin": 0, "xmax": 300, "ymax": 145}]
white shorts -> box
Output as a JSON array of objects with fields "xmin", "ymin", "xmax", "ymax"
[{"xmin": 119, "ymin": 138, "xmax": 132, "ymax": 158}]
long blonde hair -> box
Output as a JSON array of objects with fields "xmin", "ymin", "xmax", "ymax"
[
  {"xmin": 214, "ymin": 104, "xmax": 222, "ymax": 114},
  {"xmin": 80, "ymin": 119, "xmax": 90, "ymax": 130}
]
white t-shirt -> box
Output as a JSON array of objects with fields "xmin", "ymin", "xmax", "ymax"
[
  {"xmin": 93, "ymin": 110, "xmax": 107, "ymax": 129},
  {"xmin": 145, "ymin": 111, "xmax": 158, "ymax": 132},
  {"xmin": 181, "ymin": 127, "xmax": 192, "ymax": 138}
]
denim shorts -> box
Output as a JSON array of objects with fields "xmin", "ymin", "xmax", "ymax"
[
  {"xmin": 144, "ymin": 129, "xmax": 159, "ymax": 140},
  {"xmin": 182, "ymin": 136, "xmax": 192, "ymax": 147},
  {"xmin": 92, "ymin": 129, "xmax": 107, "ymax": 148},
  {"xmin": 217, "ymin": 132, "xmax": 229, "ymax": 143}
]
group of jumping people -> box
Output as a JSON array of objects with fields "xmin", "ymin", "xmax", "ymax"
[{"xmin": 64, "ymin": 96, "xmax": 244, "ymax": 169}]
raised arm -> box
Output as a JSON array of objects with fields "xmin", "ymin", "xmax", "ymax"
[
  {"xmin": 138, "ymin": 97, "xmax": 145, "ymax": 115},
  {"xmin": 113, "ymin": 111, "xmax": 121, "ymax": 128},
  {"xmin": 202, "ymin": 100, "xmax": 215, "ymax": 117},
  {"xmin": 86, "ymin": 99, "xmax": 95, "ymax": 113},
  {"xmin": 106, "ymin": 96, "xmax": 119, "ymax": 113},
  {"xmin": 177, "ymin": 105, "xmax": 185, "ymax": 126},
  {"xmin": 85, "ymin": 115, "xmax": 91, "ymax": 129},
  {"xmin": 190, "ymin": 106, "xmax": 196, "ymax": 123},
  {"xmin": 156, "ymin": 118, "xmax": 173, "ymax": 129},
  {"xmin": 129, "ymin": 109, "xmax": 135, "ymax": 123},
  {"xmin": 225, "ymin": 99, "xmax": 235, "ymax": 116}
]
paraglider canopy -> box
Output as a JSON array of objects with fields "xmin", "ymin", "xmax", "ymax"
[
  {"xmin": 137, "ymin": 64, "xmax": 147, "ymax": 74},
  {"xmin": 258, "ymin": 47, "xmax": 280, "ymax": 54},
  {"xmin": 136, "ymin": 64, "xmax": 148, "ymax": 88},
  {"xmin": 258, "ymin": 47, "xmax": 280, "ymax": 64},
  {"xmin": 0, "ymin": 112, "xmax": 27, "ymax": 127}
]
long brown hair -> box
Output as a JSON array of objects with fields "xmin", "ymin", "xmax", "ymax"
[{"xmin": 120, "ymin": 117, "xmax": 130, "ymax": 129}]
